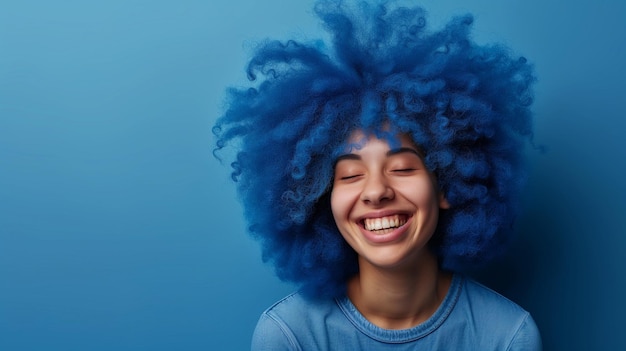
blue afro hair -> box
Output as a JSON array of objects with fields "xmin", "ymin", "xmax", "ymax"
[{"xmin": 213, "ymin": 0, "xmax": 536, "ymax": 298}]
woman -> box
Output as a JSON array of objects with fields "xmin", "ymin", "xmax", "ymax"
[{"xmin": 214, "ymin": 1, "xmax": 541, "ymax": 349}]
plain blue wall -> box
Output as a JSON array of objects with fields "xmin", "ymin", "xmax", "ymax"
[{"xmin": 1, "ymin": 1, "xmax": 624, "ymax": 350}]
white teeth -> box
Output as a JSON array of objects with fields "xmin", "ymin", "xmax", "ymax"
[
  {"xmin": 374, "ymin": 218, "xmax": 382, "ymax": 230},
  {"xmin": 364, "ymin": 215, "xmax": 406, "ymax": 231},
  {"xmin": 381, "ymin": 217, "xmax": 389, "ymax": 229}
]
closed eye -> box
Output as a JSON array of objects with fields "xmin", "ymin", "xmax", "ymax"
[
  {"xmin": 340, "ymin": 174, "xmax": 363, "ymax": 180},
  {"xmin": 392, "ymin": 168, "xmax": 416, "ymax": 173}
]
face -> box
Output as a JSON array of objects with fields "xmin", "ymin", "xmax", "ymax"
[{"xmin": 330, "ymin": 131, "xmax": 449, "ymax": 270}]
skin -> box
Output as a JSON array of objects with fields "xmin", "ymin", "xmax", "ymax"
[{"xmin": 331, "ymin": 130, "xmax": 452, "ymax": 330}]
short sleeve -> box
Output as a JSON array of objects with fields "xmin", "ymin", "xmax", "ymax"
[
  {"xmin": 251, "ymin": 312, "xmax": 299, "ymax": 351},
  {"xmin": 507, "ymin": 313, "xmax": 542, "ymax": 351}
]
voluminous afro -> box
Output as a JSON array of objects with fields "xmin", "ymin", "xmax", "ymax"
[{"xmin": 213, "ymin": 0, "xmax": 535, "ymax": 298}]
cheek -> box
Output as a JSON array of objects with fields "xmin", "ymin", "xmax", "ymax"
[
  {"xmin": 330, "ymin": 187, "xmax": 355, "ymax": 222},
  {"xmin": 330, "ymin": 189, "xmax": 358, "ymax": 242},
  {"xmin": 329, "ymin": 190, "xmax": 343, "ymax": 220},
  {"xmin": 398, "ymin": 178, "xmax": 439, "ymax": 206}
]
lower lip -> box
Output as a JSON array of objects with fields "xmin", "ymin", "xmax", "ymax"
[{"xmin": 360, "ymin": 217, "xmax": 412, "ymax": 244}]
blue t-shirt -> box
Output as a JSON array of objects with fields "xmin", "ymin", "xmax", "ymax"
[{"xmin": 252, "ymin": 275, "xmax": 541, "ymax": 350}]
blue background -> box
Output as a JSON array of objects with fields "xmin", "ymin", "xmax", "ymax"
[{"xmin": 1, "ymin": 0, "xmax": 624, "ymax": 350}]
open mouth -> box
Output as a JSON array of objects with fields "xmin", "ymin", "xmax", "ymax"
[{"xmin": 362, "ymin": 214, "xmax": 408, "ymax": 234}]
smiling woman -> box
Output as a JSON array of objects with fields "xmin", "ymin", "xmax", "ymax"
[
  {"xmin": 331, "ymin": 132, "xmax": 447, "ymax": 271},
  {"xmin": 213, "ymin": 0, "xmax": 540, "ymax": 349}
]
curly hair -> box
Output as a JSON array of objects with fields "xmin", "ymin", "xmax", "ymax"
[{"xmin": 213, "ymin": 0, "xmax": 535, "ymax": 298}]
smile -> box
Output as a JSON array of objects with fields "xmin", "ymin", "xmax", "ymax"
[{"xmin": 363, "ymin": 215, "xmax": 407, "ymax": 233}]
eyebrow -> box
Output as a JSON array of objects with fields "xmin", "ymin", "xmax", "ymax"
[
  {"xmin": 388, "ymin": 147, "xmax": 422, "ymax": 158},
  {"xmin": 334, "ymin": 147, "xmax": 422, "ymax": 164}
]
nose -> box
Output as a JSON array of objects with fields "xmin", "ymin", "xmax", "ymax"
[{"xmin": 360, "ymin": 173, "xmax": 394, "ymax": 205}]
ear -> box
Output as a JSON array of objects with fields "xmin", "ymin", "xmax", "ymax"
[{"xmin": 439, "ymin": 193, "xmax": 450, "ymax": 209}]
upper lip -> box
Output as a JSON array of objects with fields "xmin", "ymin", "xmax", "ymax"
[{"xmin": 356, "ymin": 209, "xmax": 411, "ymax": 221}]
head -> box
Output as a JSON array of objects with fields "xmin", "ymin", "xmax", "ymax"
[
  {"xmin": 213, "ymin": 0, "xmax": 535, "ymax": 297},
  {"xmin": 331, "ymin": 130, "xmax": 450, "ymax": 271}
]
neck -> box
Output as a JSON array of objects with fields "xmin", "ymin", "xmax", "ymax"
[{"xmin": 347, "ymin": 250, "xmax": 452, "ymax": 330}]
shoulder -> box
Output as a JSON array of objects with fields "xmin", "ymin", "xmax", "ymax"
[
  {"xmin": 251, "ymin": 292, "xmax": 340, "ymax": 351},
  {"xmin": 455, "ymin": 277, "xmax": 542, "ymax": 351},
  {"xmin": 461, "ymin": 277, "xmax": 527, "ymax": 313},
  {"xmin": 262, "ymin": 291, "xmax": 338, "ymax": 325},
  {"xmin": 460, "ymin": 277, "xmax": 536, "ymax": 324}
]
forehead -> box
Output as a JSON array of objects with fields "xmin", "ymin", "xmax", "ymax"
[{"xmin": 342, "ymin": 129, "xmax": 418, "ymax": 153}]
